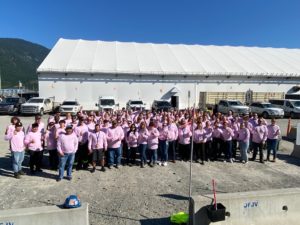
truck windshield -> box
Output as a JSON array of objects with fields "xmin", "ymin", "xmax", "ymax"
[
  {"xmin": 157, "ymin": 101, "xmax": 171, "ymax": 106},
  {"xmin": 62, "ymin": 101, "xmax": 78, "ymax": 105},
  {"xmin": 131, "ymin": 101, "xmax": 143, "ymax": 105},
  {"xmin": 27, "ymin": 99, "xmax": 43, "ymax": 103},
  {"xmin": 228, "ymin": 101, "xmax": 243, "ymax": 106},
  {"xmin": 292, "ymin": 101, "xmax": 300, "ymax": 107},
  {"xmin": 3, "ymin": 98, "xmax": 19, "ymax": 103},
  {"xmin": 100, "ymin": 99, "xmax": 115, "ymax": 106}
]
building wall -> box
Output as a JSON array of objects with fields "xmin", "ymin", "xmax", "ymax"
[{"xmin": 38, "ymin": 73, "xmax": 300, "ymax": 110}]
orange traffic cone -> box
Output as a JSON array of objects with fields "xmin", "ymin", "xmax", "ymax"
[{"xmin": 286, "ymin": 117, "xmax": 291, "ymax": 136}]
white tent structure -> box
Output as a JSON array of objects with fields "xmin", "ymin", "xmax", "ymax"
[{"xmin": 38, "ymin": 38, "xmax": 300, "ymax": 110}]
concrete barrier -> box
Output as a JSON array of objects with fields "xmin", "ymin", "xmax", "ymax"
[
  {"xmin": 191, "ymin": 188, "xmax": 300, "ymax": 225},
  {"xmin": 0, "ymin": 203, "xmax": 89, "ymax": 225},
  {"xmin": 291, "ymin": 143, "xmax": 300, "ymax": 159}
]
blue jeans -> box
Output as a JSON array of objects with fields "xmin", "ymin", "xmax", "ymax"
[
  {"xmin": 11, "ymin": 151, "xmax": 25, "ymax": 173},
  {"xmin": 224, "ymin": 140, "xmax": 232, "ymax": 160},
  {"xmin": 159, "ymin": 140, "xmax": 169, "ymax": 162},
  {"xmin": 239, "ymin": 141, "xmax": 249, "ymax": 162},
  {"xmin": 108, "ymin": 147, "xmax": 122, "ymax": 166},
  {"xmin": 58, "ymin": 153, "xmax": 75, "ymax": 179},
  {"xmin": 267, "ymin": 139, "xmax": 278, "ymax": 158},
  {"xmin": 139, "ymin": 144, "xmax": 148, "ymax": 164},
  {"xmin": 148, "ymin": 149, "xmax": 157, "ymax": 164}
]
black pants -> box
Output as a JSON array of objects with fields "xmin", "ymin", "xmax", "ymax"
[
  {"xmin": 232, "ymin": 140, "xmax": 237, "ymax": 159},
  {"xmin": 252, "ymin": 142, "xmax": 264, "ymax": 162},
  {"xmin": 48, "ymin": 150, "xmax": 58, "ymax": 170},
  {"xmin": 194, "ymin": 142, "xmax": 205, "ymax": 162},
  {"xmin": 212, "ymin": 138, "xmax": 221, "ymax": 159},
  {"xmin": 127, "ymin": 146, "xmax": 137, "ymax": 164},
  {"xmin": 75, "ymin": 142, "xmax": 89, "ymax": 169},
  {"xmin": 205, "ymin": 141, "xmax": 212, "ymax": 160},
  {"xmin": 168, "ymin": 140, "xmax": 176, "ymax": 161},
  {"xmin": 29, "ymin": 150, "xmax": 43, "ymax": 172},
  {"xmin": 179, "ymin": 143, "xmax": 190, "ymax": 161}
]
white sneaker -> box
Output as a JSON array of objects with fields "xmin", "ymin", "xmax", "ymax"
[
  {"xmin": 229, "ymin": 159, "xmax": 233, "ymax": 163},
  {"xmin": 157, "ymin": 161, "xmax": 162, "ymax": 166},
  {"xmin": 163, "ymin": 162, "xmax": 168, "ymax": 166}
]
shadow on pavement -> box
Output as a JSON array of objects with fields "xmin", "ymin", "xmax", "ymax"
[
  {"xmin": 158, "ymin": 194, "xmax": 189, "ymax": 201},
  {"xmin": 277, "ymin": 153, "xmax": 300, "ymax": 166}
]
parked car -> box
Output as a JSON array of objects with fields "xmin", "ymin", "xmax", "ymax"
[
  {"xmin": 249, "ymin": 102, "xmax": 284, "ymax": 118},
  {"xmin": 151, "ymin": 100, "xmax": 173, "ymax": 112},
  {"xmin": 269, "ymin": 99, "xmax": 300, "ymax": 118},
  {"xmin": 126, "ymin": 100, "xmax": 146, "ymax": 111},
  {"xmin": 21, "ymin": 97, "xmax": 57, "ymax": 115},
  {"xmin": 59, "ymin": 100, "xmax": 81, "ymax": 115},
  {"xmin": 0, "ymin": 97, "xmax": 26, "ymax": 114},
  {"xmin": 217, "ymin": 99, "xmax": 250, "ymax": 115},
  {"xmin": 96, "ymin": 96, "xmax": 118, "ymax": 111}
]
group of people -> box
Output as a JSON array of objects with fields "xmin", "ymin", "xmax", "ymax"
[{"xmin": 4, "ymin": 109, "xmax": 281, "ymax": 181}]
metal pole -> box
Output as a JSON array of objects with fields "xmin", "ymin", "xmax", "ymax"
[{"xmin": 188, "ymin": 104, "xmax": 195, "ymax": 224}]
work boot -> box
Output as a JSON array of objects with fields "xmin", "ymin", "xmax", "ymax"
[
  {"xmin": 140, "ymin": 163, "xmax": 144, "ymax": 168},
  {"xmin": 18, "ymin": 170, "xmax": 26, "ymax": 175},
  {"xmin": 100, "ymin": 166, "xmax": 106, "ymax": 172},
  {"xmin": 91, "ymin": 167, "xmax": 96, "ymax": 173},
  {"xmin": 14, "ymin": 172, "xmax": 21, "ymax": 179}
]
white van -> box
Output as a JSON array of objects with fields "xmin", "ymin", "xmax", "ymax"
[
  {"xmin": 96, "ymin": 96, "xmax": 118, "ymax": 111},
  {"xmin": 269, "ymin": 99, "xmax": 300, "ymax": 118}
]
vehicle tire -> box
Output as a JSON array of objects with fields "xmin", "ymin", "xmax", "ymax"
[
  {"xmin": 39, "ymin": 108, "xmax": 44, "ymax": 116},
  {"xmin": 290, "ymin": 112, "xmax": 295, "ymax": 119},
  {"xmin": 262, "ymin": 111, "xmax": 269, "ymax": 119}
]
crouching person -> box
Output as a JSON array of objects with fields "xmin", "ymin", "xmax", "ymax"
[
  {"xmin": 88, "ymin": 124, "xmax": 107, "ymax": 173},
  {"xmin": 56, "ymin": 125, "xmax": 78, "ymax": 182},
  {"xmin": 5, "ymin": 122, "xmax": 25, "ymax": 179}
]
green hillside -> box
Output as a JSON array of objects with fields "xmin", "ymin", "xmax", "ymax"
[{"xmin": 0, "ymin": 38, "xmax": 49, "ymax": 90}]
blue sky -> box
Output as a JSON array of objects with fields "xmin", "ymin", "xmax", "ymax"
[{"xmin": 0, "ymin": 0, "xmax": 300, "ymax": 49}]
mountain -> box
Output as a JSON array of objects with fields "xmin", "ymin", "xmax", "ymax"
[{"xmin": 0, "ymin": 38, "xmax": 50, "ymax": 90}]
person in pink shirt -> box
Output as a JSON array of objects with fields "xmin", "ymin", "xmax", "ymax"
[
  {"xmin": 167, "ymin": 117, "xmax": 178, "ymax": 163},
  {"xmin": 107, "ymin": 120, "xmax": 124, "ymax": 169},
  {"xmin": 204, "ymin": 121, "xmax": 213, "ymax": 161},
  {"xmin": 5, "ymin": 122, "xmax": 25, "ymax": 178},
  {"xmin": 5, "ymin": 116, "xmax": 20, "ymax": 136},
  {"xmin": 55, "ymin": 120, "xmax": 66, "ymax": 139},
  {"xmin": 74, "ymin": 117, "xmax": 89, "ymax": 170},
  {"xmin": 266, "ymin": 118, "xmax": 281, "ymax": 162},
  {"xmin": 250, "ymin": 118, "xmax": 268, "ymax": 163},
  {"xmin": 212, "ymin": 121, "xmax": 222, "ymax": 160},
  {"xmin": 220, "ymin": 122, "xmax": 234, "ymax": 163},
  {"xmin": 45, "ymin": 121, "xmax": 58, "ymax": 170},
  {"xmin": 88, "ymin": 124, "xmax": 107, "ymax": 173},
  {"xmin": 193, "ymin": 121, "xmax": 207, "ymax": 165},
  {"xmin": 26, "ymin": 115, "xmax": 45, "ymax": 135},
  {"xmin": 126, "ymin": 124, "xmax": 139, "ymax": 166},
  {"xmin": 24, "ymin": 123, "xmax": 43, "ymax": 174},
  {"xmin": 158, "ymin": 122, "xmax": 169, "ymax": 166},
  {"xmin": 178, "ymin": 119, "xmax": 192, "ymax": 161},
  {"xmin": 147, "ymin": 121, "xmax": 159, "ymax": 167},
  {"xmin": 237, "ymin": 122, "xmax": 250, "ymax": 164},
  {"xmin": 56, "ymin": 125, "xmax": 78, "ymax": 181},
  {"xmin": 138, "ymin": 121, "xmax": 149, "ymax": 168}
]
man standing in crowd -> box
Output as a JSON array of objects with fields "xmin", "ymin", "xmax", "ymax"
[
  {"xmin": 266, "ymin": 118, "xmax": 281, "ymax": 162},
  {"xmin": 250, "ymin": 118, "xmax": 268, "ymax": 163},
  {"xmin": 57, "ymin": 125, "xmax": 78, "ymax": 181}
]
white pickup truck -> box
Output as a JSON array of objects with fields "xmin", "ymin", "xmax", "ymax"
[
  {"xmin": 20, "ymin": 97, "xmax": 59, "ymax": 115},
  {"xmin": 96, "ymin": 96, "xmax": 119, "ymax": 111}
]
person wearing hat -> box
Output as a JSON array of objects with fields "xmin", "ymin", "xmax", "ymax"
[
  {"xmin": 177, "ymin": 119, "xmax": 192, "ymax": 161},
  {"xmin": 45, "ymin": 121, "xmax": 58, "ymax": 170},
  {"xmin": 56, "ymin": 124, "xmax": 78, "ymax": 181},
  {"xmin": 5, "ymin": 122, "xmax": 25, "ymax": 178},
  {"xmin": 88, "ymin": 124, "xmax": 107, "ymax": 172},
  {"xmin": 24, "ymin": 123, "xmax": 44, "ymax": 174},
  {"xmin": 106, "ymin": 120, "xmax": 124, "ymax": 169}
]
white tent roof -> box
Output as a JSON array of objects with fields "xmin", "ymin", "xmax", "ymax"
[{"xmin": 37, "ymin": 38, "xmax": 300, "ymax": 77}]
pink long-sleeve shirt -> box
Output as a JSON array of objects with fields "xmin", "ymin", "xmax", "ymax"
[
  {"xmin": 138, "ymin": 128, "xmax": 149, "ymax": 145},
  {"xmin": 193, "ymin": 129, "xmax": 207, "ymax": 143},
  {"xmin": 5, "ymin": 131, "xmax": 25, "ymax": 152},
  {"xmin": 267, "ymin": 124, "xmax": 281, "ymax": 140},
  {"xmin": 204, "ymin": 127, "xmax": 213, "ymax": 142},
  {"xmin": 45, "ymin": 127, "xmax": 57, "ymax": 150},
  {"xmin": 24, "ymin": 132, "xmax": 43, "ymax": 151},
  {"xmin": 126, "ymin": 131, "xmax": 139, "ymax": 147},
  {"xmin": 88, "ymin": 131, "xmax": 107, "ymax": 150},
  {"xmin": 178, "ymin": 126, "xmax": 192, "ymax": 144},
  {"xmin": 221, "ymin": 127, "xmax": 234, "ymax": 141},
  {"xmin": 158, "ymin": 126, "xmax": 169, "ymax": 141},
  {"xmin": 237, "ymin": 128, "xmax": 250, "ymax": 142},
  {"xmin": 57, "ymin": 133, "xmax": 78, "ymax": 154},
  {"xmin": 74, "ymin": 124, "xmax": 89, "ymax": 144},
  {"xmin": 107, "ymin": 126, "xmax": 124, "ymax": 148},
  {"xmin": 167, "ymin": 123, "xmax": 178, "ymax": 141},
  {"xmin": 147, "ymin": 127, "xmax": 159, "ymax": 150},
  {"xmin": 252, "ymin": 125, "xmax": 268, "ymax": 143},
  {"xmin": 212, "ymin": 127, "xmax": 222, "ymax": 139}
]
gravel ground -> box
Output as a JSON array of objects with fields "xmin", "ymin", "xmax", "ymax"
[{"xmin": 0, "ymin": 116, "xmax": 300, "ymax": 225}]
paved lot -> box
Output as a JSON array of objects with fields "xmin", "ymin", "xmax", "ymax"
[{"xmin": 0, "ymin": 115, "xmax": 299, "ymax": 225}]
